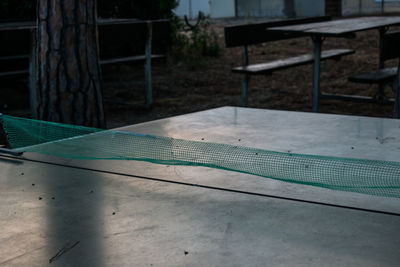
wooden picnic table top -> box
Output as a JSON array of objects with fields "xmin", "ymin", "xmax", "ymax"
[
  {"xmin": 269, "ymin": 16, "xmax": 400, "ymax": 37},
  {"xmin": 98, "ymin": 18, "xmax": 169, "ymax": 25},
  {"xmin": 0, "ymin": 18, "xmax": 168, "ymax": 31}
]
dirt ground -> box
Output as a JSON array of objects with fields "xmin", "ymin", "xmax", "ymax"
[
  {"xmin": 1, "ymin": 17, "xmax": 399, "ymax": 130},
  {"xmin": 103, "ymin": 18, "xmax": 400, "ymax": 128}
]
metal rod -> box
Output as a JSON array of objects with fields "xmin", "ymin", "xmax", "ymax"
[
  {"xmin": 394, "ymin": 61, "xmax": 400, "ymax": 119},
  {"xmin": 2, "ymin": 154, "xmax": 399, "ymax": 217},
  {"xmin": 312, "ymin": 36, "xmax": 323, "ymax": 112},
  {"xmin": 242, "ymin": 74, "xmax": 248, "ymax": 107},
  {"xmin": 321, "ymin": 93, "xmax": 395, "ymax": 104},
  {"xmin": 29, "ymin": 29, "xmax": 38, "ymax": 118},
  {"xmin": 241, "ymin": 45, "xmax": 249, "ymax": 107},
  {"xmin": 0, "ymin": 148, "xmax": 23, "ymax": 156},
  {"xmin": 378, "ymin": 27, "xmax": 387, "ymax": 100},
  {"xmin": 144, "ymin": 21, "xmax": 153, "ymax": 108}
]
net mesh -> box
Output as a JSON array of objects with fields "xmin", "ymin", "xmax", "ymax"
[{"xmin": 1, "ymin": 114, "xmax": 400, "ymax": 198}]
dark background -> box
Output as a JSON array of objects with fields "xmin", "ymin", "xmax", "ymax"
[{"xmin": 0, "ymin": 0, "xmax": 178, "ymax": 22}]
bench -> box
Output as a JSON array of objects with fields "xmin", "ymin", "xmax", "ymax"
[
  {"xmin": 348, "ymin": 31, "xmax": 400, "ymax": 118},
  {"xmin": 0, "ymin": 55, "xmax": 30, "ymax": 78},
  {"xmin": 0, "ymin": 27, "xmax": 31, "ymax": 78},
  {"xmin": 224, "ymin": 17, "xmax": 355, "ymax": 106},
  {"xmin": 0, "ymin": 19, "xmax": 170, "ymax": 108},
  {"xmin": 98, "ymin": 19, "xmax": 170, "ymax": 107}
]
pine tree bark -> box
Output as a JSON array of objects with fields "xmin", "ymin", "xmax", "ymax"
[{"xmin": 35, "ymin": 0, "xmax": 105, "ymax": 128}]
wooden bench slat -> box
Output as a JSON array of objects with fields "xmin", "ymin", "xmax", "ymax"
[
  {"xmin": 100, "ymin": 54, "xmax": 165, "ymax": 65},
  {"xmin": 0, "ymin": 55, "xmax": 29, "ymax": 61},
  {"xmin": 0, "ymin": 55, "xmax": 167, "ymax": 77},
  {"xmin": 348, "ymin": 67, "xmax": 397, "ymax": 84},
  {"xmin": 232, "ymin": 49, "xmax": 355, "ymax": 75},
  {"xmin": 224, "ymin": 16, "xmax": 331, "ymax": 48},
  {"xmin": 0, "ymin": 69, "xmax": 29, "ymax": 77}
]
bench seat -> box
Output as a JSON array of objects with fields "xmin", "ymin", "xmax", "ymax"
[
  {"xmin": 0, "ymin": 55, "xmax": 30, "ymax": 77},
  {"xmin": 0, "ymin": 55, "xmax": 166, "ymax": 78},
  {"xmin": 0, "ymin": 55, "xmax": 29, "ymax": 61},
  {"xmin": 232, "ymin": 49, "xmax": 355, "ymax": 75},
  {"xmin": 348, "ymin": 67, "xmax": 397, "ymax": 84},
  {"xmin": 100, "ymin": 54, "xmax": 165, "ymax": 65},
  {"xmin": 346, "ymin": 31, "xmax": 400, "ymax": 118},
  {"xmin": 0, "ymin": 69, "xmax": 29, "ymax": 77}
]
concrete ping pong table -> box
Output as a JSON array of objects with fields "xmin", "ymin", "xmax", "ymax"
[{"xmin": 1, "ymin": 106, "xmax": 400, "ymax": 266}]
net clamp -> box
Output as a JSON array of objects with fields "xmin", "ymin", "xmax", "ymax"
[{"xmin": 0, "ymin": 148, "xmax": 23, "ymax": 157}]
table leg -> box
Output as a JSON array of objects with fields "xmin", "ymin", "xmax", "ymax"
[
  {"xmin": 145, "ymin": 22, "xmax": 153, "ymax": 108},
  {"xmin": 378, "ymin": 27, "xmax": 388, "ymax": 101},
  {"xmin": 241, "ymin": 45, "xmax": 249, "ymax": 107},
  {"xmin": 242, "ymin": 74, "xmax": 248, "ymax": 107},
  {"xmin": 395, "ymin": 64, "xmax": 400, "ymax": 119},
  {"xmin": 312, "ymin": 36, "xmax": 322, "ymax": 112},
  {"xmin": 29, "ymin": 29, "xmax": 37, "ymax": 118}
]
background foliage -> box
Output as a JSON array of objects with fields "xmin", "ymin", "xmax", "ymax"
[{"xmin": 170, "ymin": 12, "xmax": 220, "ymax": 68}]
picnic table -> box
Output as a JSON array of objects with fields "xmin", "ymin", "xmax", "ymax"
[
  {"xmin": 224, "ymin": 16, "xmax": 354, "ymax": 107},
  {"xmin": 270, "ymin": 16, "xmax": 400, "ymax": 114}
]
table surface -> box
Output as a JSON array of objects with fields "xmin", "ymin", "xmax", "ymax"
[
  {"xmin": 1, "ymin": 107, "xmax": 400, "ymax": 266},
  {"xmin": 270, "ymin": 16, "xmax": 400, "ymax": 36}
]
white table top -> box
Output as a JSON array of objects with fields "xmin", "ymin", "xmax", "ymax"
[{"xmin": 1, "ymin": 107, "xmax": 399, "ymax": 266}]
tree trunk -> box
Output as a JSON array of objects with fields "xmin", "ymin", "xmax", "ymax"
[{"xmin": 35, "ymin": 0, "xmax": 106, "ymax": 128}]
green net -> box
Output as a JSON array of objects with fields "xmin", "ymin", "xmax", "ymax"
[
  {"xmin": 0, "ymin": 114, "xmax": 103, "ymax": 149},
  {"xmin": 1, "ymin": 114, "xmax": 400, "ymax": 198}
]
